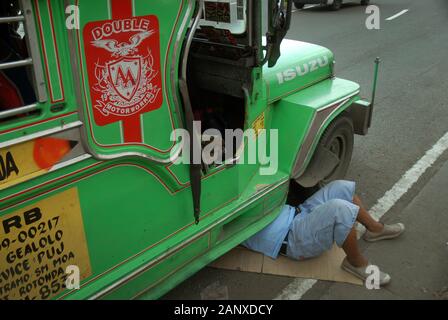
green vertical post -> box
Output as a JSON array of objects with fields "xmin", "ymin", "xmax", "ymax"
[{"xmin": 371, "ymin": 57, "xmax": 381, "ymax": 107}]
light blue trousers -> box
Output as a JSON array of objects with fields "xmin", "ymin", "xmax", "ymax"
[{"xmin": 286, "ymin": 180, "xmax": 360, "ymax": 260}]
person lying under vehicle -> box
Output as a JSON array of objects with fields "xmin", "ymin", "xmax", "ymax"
[{"xmin": 242, "ymin": 180, "xmax": 405, "ymax": 286}]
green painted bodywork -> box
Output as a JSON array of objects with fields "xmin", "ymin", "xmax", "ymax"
[
  {"xmin": 0, "ymin": 0, "xmax": 366, "ymax": 300},
  {"xmin": 264, "ymin": 39, "xmax": 334, "ymax": 103}
]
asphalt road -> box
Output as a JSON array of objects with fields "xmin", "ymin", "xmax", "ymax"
[{"xmin": 163, "ymin": 0, "xmax": 448, "ymax": 300}]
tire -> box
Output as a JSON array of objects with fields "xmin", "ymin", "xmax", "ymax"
[
  {"xmin": 316, "ymin": 115, "xmax": 354, "ymax": 186},
  {"xmin": 329, "ymin": 0, "xmax": 342, "ymax": 11},
  {"xmin": 293, "ymin": 2, "xmax": 305, "ymax": 9},
  {"xmin": 360, "ymin": 0, "xmax": 370, "ymax": 5}
]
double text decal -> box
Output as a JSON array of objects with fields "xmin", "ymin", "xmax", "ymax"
[{"xmin": 83, "ymin": 13, "xmax": 163, "ymax": 143}]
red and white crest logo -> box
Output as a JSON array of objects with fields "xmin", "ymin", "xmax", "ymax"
[
  {"xmin": 83, "ymin": 16, "xmax": 163, "ymax": 128},
  {"xmin": 107, "ymin": 57, "xmax": 141, "ymax": 101}
]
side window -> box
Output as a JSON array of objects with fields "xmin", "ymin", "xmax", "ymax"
[{"xmin": 0, "ymin": 0, "xmax": 46, "ymax": 125}]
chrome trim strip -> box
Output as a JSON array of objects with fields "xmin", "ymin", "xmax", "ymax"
[
  {"xmin": 49, "ymin": 154, "xmax": 92, "ymax": 172},
  {"xmin": 177, "ymin": 0, "xmax": 204, "ymax": 224},
  {"xmin": 0, "ymin": 16, "xmax": 25, "ymax": 23},
  {"xmin": 0, "ymin": 121, "xmax": 83, "ymax": 149},
  {"xmin": 171, "ymin": 0, "xmax": 195, "ymax": 127},
  {"xmin": 20, "ymin": 0, "xmax": 47, "ymax": 102},
  {"xmin": 88, "ymin": 177, "xmax": 289, "ymax": 300},
  {"xmin": 292, "ymin": 91, "xmax": 359, "ymax": 179},
  {"xmin": 0, "ymin": 58, "xmax": 32, "ymax": 70},
  {"xmin": 0, "ymin": 103, "xmax": 38, "ymax": 120},
  {"xmin": 180, "ymin": 0, "xmax": 203, "ymax": 81}
]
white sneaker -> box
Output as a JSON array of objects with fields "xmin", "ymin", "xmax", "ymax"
[
  {"xmin": 363, "ymin": 223, "xmax": 405, "ymax": 242},
  {"xmin": 341, "ymin": 258, "xmax": 391, "ymax": 286}
]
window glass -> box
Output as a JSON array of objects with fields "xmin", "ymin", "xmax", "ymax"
[{"xmin": 0, "ymin": 0, "xmax": 36, "ymax": 114}]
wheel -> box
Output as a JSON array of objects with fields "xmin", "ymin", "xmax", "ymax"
[
  {"xmin": 293, "ymin": 2, "xmax": 305, "ymax": 9},
  {"xmin": 317, "ymin": 115, "xmax": 354, "ymax": 185},
  {"xmin": 360, "ymin": 0, "xmax": 370, "ymax": 5},
  {"xmin": 329, "ymin": 0, "xmax": 343, "ymax": 11}
]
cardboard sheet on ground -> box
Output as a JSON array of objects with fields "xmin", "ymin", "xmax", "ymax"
[{"xmin": 209, "ymin": 245, "xmax": 363, "ymax": 286}]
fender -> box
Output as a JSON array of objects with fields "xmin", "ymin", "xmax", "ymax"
[
  {"xmin": 291, "ymin": 94, "xmax": 357, "ymax": 180},
  {"xmin": 271, "ymin": 77, "xmax": 361, "ymax": 182}
]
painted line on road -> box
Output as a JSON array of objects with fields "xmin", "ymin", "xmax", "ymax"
[
  {"xmin": 275, "ymin": 130, "xmax": 448, "ymax": 300},
  {"xmin": 386, "ymin": 9, "xmax": 409, "ymax": 21},
  {"xmin": 368, "ymin": 130, "xmax": 448, "ymax": 221},
  {"xmin": 274, "ymin": 279, "xmax": 316, "ymax": 300}
]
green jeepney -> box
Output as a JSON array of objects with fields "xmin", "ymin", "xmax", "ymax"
[{"xmin": 0, "ymin": 0, "xmax": 375, "ymax": 300}]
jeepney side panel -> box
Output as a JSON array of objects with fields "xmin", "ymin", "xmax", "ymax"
[{"xmin": 0, "ymin": 0, "xmax": 230, "ymax": 301}]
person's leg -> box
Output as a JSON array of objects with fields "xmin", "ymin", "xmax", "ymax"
[
  {"xmin": 287, "ymin": 199, "xmax": 360, "ymax": 260},
  {"xmin": 298, "ymin": 180, "xmax": 356, "ymax": 214},
  {"xmin": 340, "ymin": 226, "xmax": 392, "ymax": 285},
  {"xmin": 294, "ymin": 193, "xmax": 393, "ymax": 284},
  {"xmin": 301, "ymin": 182, "xmax": 393, "ymax": 235},
  {"xmin": 356, "ymin": 194, "xmax": 406, "ymax": 241},
  {"xmin": 342, "ymin": 226, "xmax": 369, "ymax": 267},
  {"xmin": 353, "ymin": 195, "xmax": 384, "ymax": 233}
]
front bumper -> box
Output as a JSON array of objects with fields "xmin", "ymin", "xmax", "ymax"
[{"xmin": 347, "ymin": 99, "xmax": 373, "ymax": 136}]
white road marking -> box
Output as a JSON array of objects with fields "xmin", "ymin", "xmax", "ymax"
[
  {"xmin": 386, "ymin": 9, "xmax": 409, "ymax": 21},
  {"xmin": 368, "ymin": 131, "xmax": 448, "ymax": 221},
  {"xmin": 274, "ymin": 279, "xmax": 317, "ymax": 300},
  {"xmin": 275, "ymin": 130, "xmax": 448, "ymax": 300}
]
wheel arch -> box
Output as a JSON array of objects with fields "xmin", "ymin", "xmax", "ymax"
[{"xmin": 291, "ymin": 94, "xmax": 359, "ymax": 185}]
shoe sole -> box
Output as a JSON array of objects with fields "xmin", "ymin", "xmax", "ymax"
[
  {"xmin": 341, "ymin": 263, "xmax": 391, "ymax": 286},
  {"xmin": 362, "ymin": 229, "xmax": 406, "ymax": 242},
  {"xmin": 363, "ymin": 228, "xmax": 405, "ymax": 242},
  {"xmin": 341, "ymin": 264, "xmax": 368, "ymax": 283}
]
